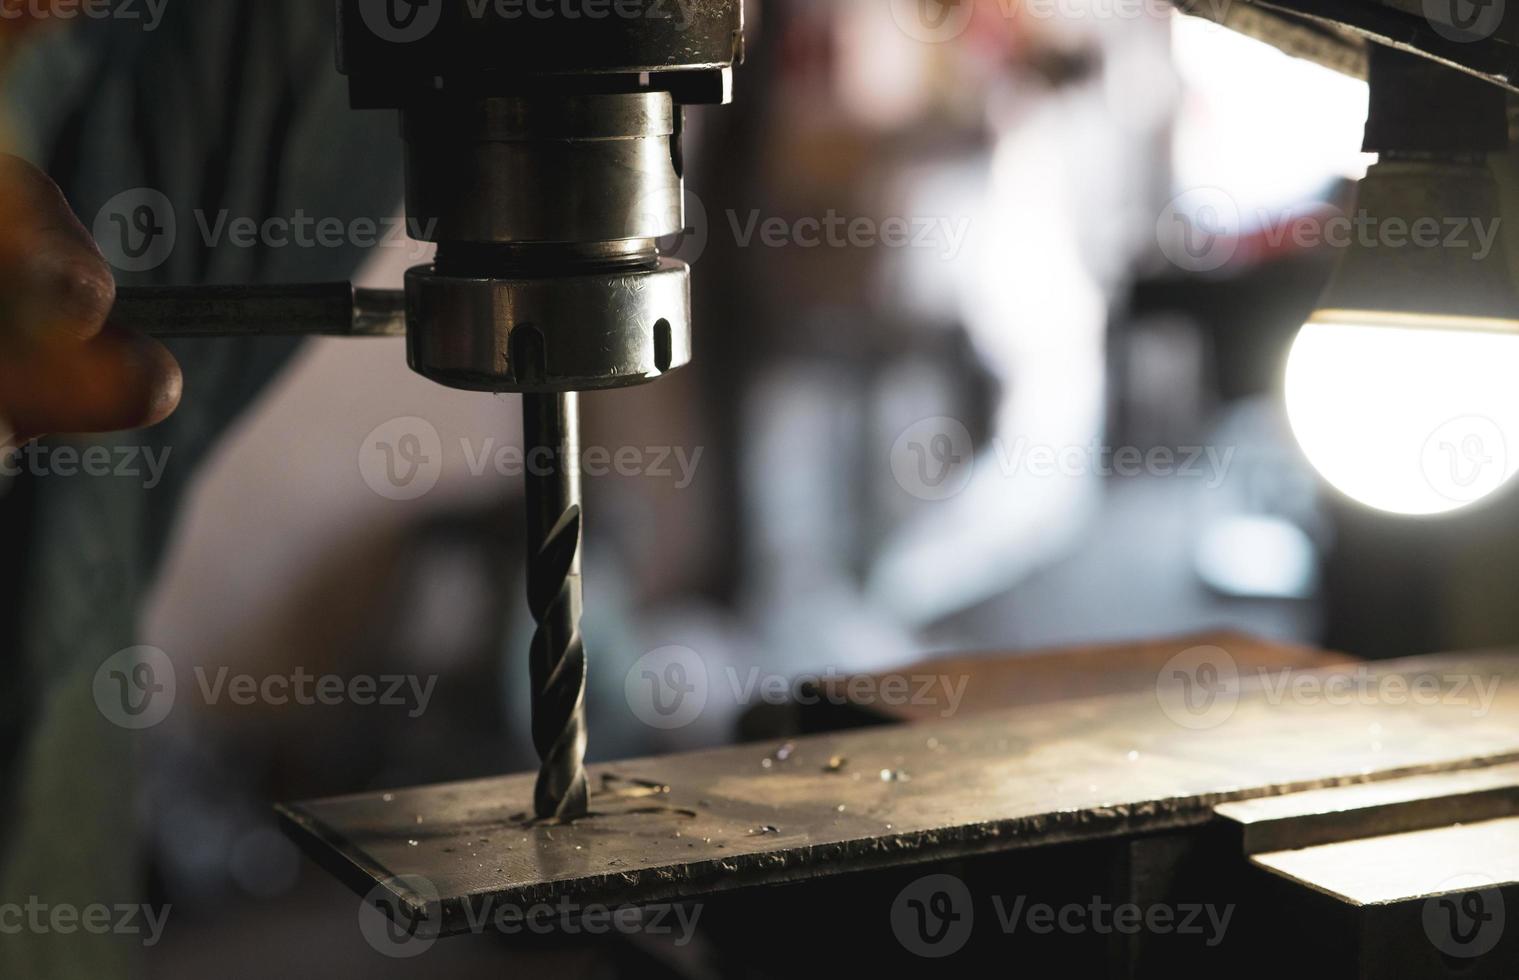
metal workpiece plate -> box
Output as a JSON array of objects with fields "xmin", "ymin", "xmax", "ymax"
[
  {"xmin": 1217, "ymin": 763, "xmax": 1519, "ymax": 855},
  {"xmin": 1254, "ymin": 816, "xmax": 1519, "ymax": 905},
  {"xmin": 280, "ymin": 652, "xmax": 1519, "ymax": 936}
]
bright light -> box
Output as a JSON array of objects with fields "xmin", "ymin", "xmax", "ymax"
[
  {"xmin": 1195, "ymin": 515, "xmax": 1318, "ymax": 599},
  {"xmin": 1286, "ymin": 314, "xmax": 1519, "ymax": 516},
  {"xmin": 1171, "ymin": 14, "xmax": 1374, "ymax": 220}
]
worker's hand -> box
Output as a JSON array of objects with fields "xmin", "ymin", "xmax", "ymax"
[{"xmin": 0, "ymin": 155, "xmax": 181, "ymax": 450}]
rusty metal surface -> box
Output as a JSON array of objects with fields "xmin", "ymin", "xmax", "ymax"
[
  {"xmin": 279, "ymin": 651, "xmax": 1519, "ymax": 936},
  {"xmin": 1217, "ymin": 763, "xmax": 1519, "ymax": 854},
  {"xmin": 812, "ymin": 631, "xmax": 1353, "ymax": 726}
]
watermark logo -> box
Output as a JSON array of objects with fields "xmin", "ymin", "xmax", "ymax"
[
  {"xmin": 193, "ymin": 211, "xmax": 434, "ymax": 259},
  {"xmin": 469, "ymin": 896, "xmax": 701, "ymax": 942},
  {"xmin": 361, "ymin": 873, "xmax": 701, "ymax": 955},
  {"xmin": 357, "ymin": 0, "xmax": 699, "ymax": 42},
  {"xmin": 360, "ymin": 874, "xmax": 441, "ymax": 958},
  {"xmin": 0, "ymin": 423, "xmax": 12, "ymax": 502},
  {"xmin": 95, "ymin": 650, "xmax": 437, "ymax": 728},
  {"xmin": 631, "ymin": 185, "xmax": 709, "ymax": 265},
  {"xmin": 93, "ymin": 646, "xmax": 177, "ymax": 731},
  {"xmin": 1159, "ymin": 658, "xmax": 1502, "ymax": 731},
  {"xmin": 892, "ymin": 874, "xmax": 974, "ymax": 958},
  {"xmin": 93, "ymin": 188, "xmax": 176, "ymax": 274},
  {"xmin": 1155, "ymin": 645, "xmax": 1240, "ymax": 731},
  {"xmin": 1157, "ymin": 188, "xmax": 1240, "ymax": 274},
  {"xmin": 93, "ymin": 190, "xmax": 434, "ymax": 274},
  {"xmin": 358, "ymin": 0, "xmax": 443, "ymax": 42},
  {"xmin": 669, "ymin": 190, "xmax": 710, "ymax": 265},
  {"xmin": 889, "ymin": 0, "xmax": 976, "ymax": 44},
  {"xmin": 1423, "ymin": 416, "xmax": 1509, "ymax": 506},
  {"xmin": 890, "ymin": 424, "xmax": 1236, "ymax": 502},
  {"xmin": 626, "ymin": 646, "xmax": 708, "ymax": 730},
  {"xmin": 1425, "ymin": 0, "xmax": 1506, "ymax": 41},
  {"xmin": 891, "ymin": 417, "xmax": 976, "ymax": 501},
  {"xmin": 1020, "ymin": 0, "xmax": 1236, "ymax": 20},
  {"xmin": 891, "ymin": 874, "xmax": 1236, "ymax": 957},
  {"xmin": 0, "ymin": 898, "xmax": 171, "ymax": 946},
  {"xmin": 0, "ymin": 0, "xmax": 169, "ymax": 32},
  {"xmin": 1424, "ymin": 874, "xmax": 1505, "ymax": 959},
  {"xmin": 625, "ymin": 648, "xmax": 970, "ymax": 730},
  {"xmin": 195, "ymin": 667, "xmax": 437, "ymax": 718},
  {"xmin": 1, "ymin": 442, "xmax": 171, "ymax": 489},
  {"xmin": 360, "ymin": 421, "xmax": 704, "ymax": 501},
  {"xmin": 633, "ymin": 188, "xmax": 969, "ymax": 262},
  {"xmin": 1260, "ymin": 209, "xmax": 1501, "ymax": 259},
  {"xmin": 360, "ymin": 417, "xmax": 445, "ymax": 502},
  {"xmin": 992, "ymin": 895, "xmax": 1234, "ymax": 947},
  {"xmin": 728, "ymin": 209, "xmax": 971, "ymax": 260}
]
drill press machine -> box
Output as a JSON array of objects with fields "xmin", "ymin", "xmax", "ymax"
[
  {"xmin": 342, "ymin": 0, "xmax": 743, "ymax": 820},
  {"xmin": 123, "ymin": 0, "xmax": 744, "ymax": 821}
]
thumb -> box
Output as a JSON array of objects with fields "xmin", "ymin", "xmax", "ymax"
[{"xmin": 0, "ymin": 157, "xmax": 182, "ymax": 440}]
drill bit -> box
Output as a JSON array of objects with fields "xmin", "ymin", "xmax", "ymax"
[{"xmin": 522, "ymin": 391, "xmax": 590, "ymax": 821}]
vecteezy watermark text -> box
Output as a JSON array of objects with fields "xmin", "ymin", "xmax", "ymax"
[
  {"xmin": 1156, "ymin": 646, "xmax": 1504, "ymax": 731},
  {"xmin": 194, "ymin": 211, "xmax": 435, "ymax": 255},
  {"xmin": 0, "ymin": 899, "xmax": 171, "ymax": 947},
  {"xmin": 992, "ymin": 895, "xmax": 1234, "ymax": 948},
  {"xmin": 727, "ymin": 210, "xmax": 971, "ymax": 260},
  {"xmin": 474, "ymin": 0, "xmax": 698, "ymax": 26},
  {"xmin": 887, "ymin": 0, "xmax": 1238, "ymax": 45},
  {"xmin": 359, "ymin": 416, "xmax": 705, "ymax": 502},
  {"xmin": 891, "ymin": 418, "xmax": 1236, "ymax": 502},
  {"xmin": 93, "ymin": 647, "xmax": 438, "ymax": 730},
  {"xmin": 360, "ymin": 874, "xmax": 702, "ymax": 958},
  {"xmin": 460, "ymin": 896, "xmax": 700, "ymax": 941},
  {"xmin": 357, "ymin": 0, "xmax": 700, "ymax": 46},
  {"xmin": 93, "ymin": 188, "xmax": 436, "ymax": 274},
  {"xmin": 460, "ymin": 439, "xmax": 704, "ymax": 487},
  {"xmin": 1259, "ymin": 210, "xmax": 1501, "ymax": 258},
  {"xmin": 625, "ymin": 646, "xmax": 969, "ymax": 730},
  {"xmin": 1, "ymin": 443, "xmax": 171, "ymax": 489},
  {"xmin": 1157, "ymin": 187, "xmax": 1505, "ymax": 274},
  {"xmin": 889, "ymin": 873, "xmax": 1234, "ymax": 958},
  {"xmin": 0, "ymin": 0, "xmax": 169, "ymax": 31},
  {"xmin": 195, "ymin": 667, "xmax": 437, "ymax": 719},
  {"xmin": 1256, "ymin": 668, "xmax": 1502, "ymax": 714}
]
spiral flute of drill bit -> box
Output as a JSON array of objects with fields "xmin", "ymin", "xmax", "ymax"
[{"xmin": 523, "ymin": 392, "xmax": 590, "ymax": 821}]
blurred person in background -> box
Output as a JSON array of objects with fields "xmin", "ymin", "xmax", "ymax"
[
  {"xmin": 663, "ymin": 0, "xmax": 1175, "ymax": 705},
  {"xmin": 0, "ymin": 3, "xmax": 401, "ymax": 975}
]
